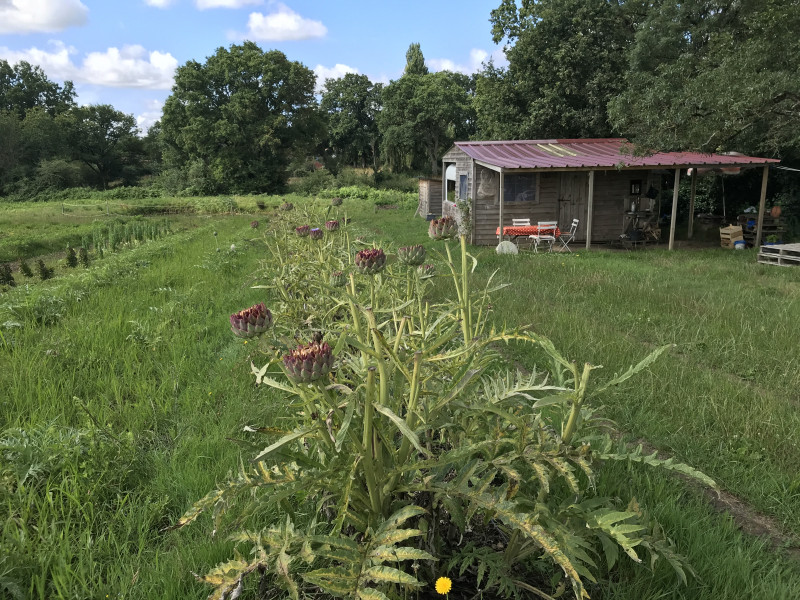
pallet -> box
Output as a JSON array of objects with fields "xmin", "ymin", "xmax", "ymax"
[{"xmin": 757, "ymin": 243, "xmax": 800, "ymax": 266}]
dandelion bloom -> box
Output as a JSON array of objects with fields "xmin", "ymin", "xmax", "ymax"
[{"xmin": 435, "ymin": 577, "xmax": 452, "ymax": 595}]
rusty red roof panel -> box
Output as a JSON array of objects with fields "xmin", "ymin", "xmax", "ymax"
[{"xmin": 455, "ymin": 139, "xmax": 779, "ymax": 169}]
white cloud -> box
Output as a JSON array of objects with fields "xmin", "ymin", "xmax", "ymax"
[
  {"xmin": 0, "ymin": 42, "xmax": 178, "ymax": 90},
  {"xmin": 136, "ymin": 99, "xmax": 164, "ymax": 132},
  {"xmin": 244, "ymin": 4, "xmax": 326, "ymax": 41},
  {"xmin": 313, "ymin": 63, "xmax": 358, "ymax": 92},
  {"xmin": 144, "ymin": 0, "xmax": 175, "ymax": 7},
  {"xmin": 427, "ymin": 48, "xmax": 507, "ymax": 74},
  {"xmin": 0, "ymin": 0, "xmax": 88, "ymax": 34},
  {"xmin": 196, "ymin": 0, "xmax": 262, "ymax": 8}
]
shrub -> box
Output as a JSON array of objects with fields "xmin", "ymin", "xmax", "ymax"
[
  {"xmin": 65, "ymin": 247, "xmax": 78, "ymax": 268},
  {"xmin": 78, "ymin": 247, "xmax": 89, "ymax": 268},
  {"xmin": 19, "ymin": 259, "xmax": 33, "ymax": 278},
  {"xmin": 36, "ymin": 259, "xmax": 54, "ymax": 281},
  {"xmin": 0, "ymin": 263, "xmax": 15, "ymax": 287}
]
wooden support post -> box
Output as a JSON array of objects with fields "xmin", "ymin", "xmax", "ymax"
[
  {"xmin": 668, "ymin": 168, "xmax": 681, "ymax": 250},
  {"xmin": 688, "ymin": 168, "xmax": 697, "ymax": 239},
  {"xmin": 470, "ymin": 160, "xmax": 476, "ymax": 244},
  {"xmin": 755, "ymin": 165, "xmax": 769, "ymax": 248},
  {"xmin": 498, "ymin": 168, "xmax": 505, "ymax": 242},
  {"xmin": 441, "ymin": 163, "xmax": 446, "ymax": 219},
  {"xmin": 585, "ymin": 170, "xmax": 595, "ymax": 250}
]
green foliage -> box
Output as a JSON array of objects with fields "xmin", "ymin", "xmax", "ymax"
[
  {"xmin": 65, "ymin": 247, "xmax": 78, "ymax": 268},
  {"xmin": 177, "ymin": 211, "xmax": 712, "ymax": 599},
  {"xmin": 78, "ymin": 246, "xmax": 89, "ymax": 268},
  {"xmin": 0, "ymin": 59, "xmax": 76, "ymax": 118},
  {"xmin": 161, "ymin": 42, "xmax": 323, "ymax": 194},
  {"xmin": 609, "ymin": 0, "xmax": 800, "ymax": 155},
  {"xmin": 35, "ymin": 259, "xmax": 53, "ymax": 281},
  {"xmin": 0, "ymin": 263, "xmax": 14, "ymax": 288},
  {"xmin": 18, "ymin": 259, "xmax": 32, "ymax": 278}
]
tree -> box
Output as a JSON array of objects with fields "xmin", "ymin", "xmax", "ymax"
[
  {"xmin": 320, "ymin": 74, "xmax": 382, "ymax": 174},
  {"xmin": 478, "ymin": 0, "xmax": 636, "ymax": 139},
  {"xmin": 161, "ymin": 42, "xmax": 323, "ymax": 194},
  {"xmin": 63, "ymin": 105, "xmax": 142, "ymax": 190},
  {"xmin": 404, "ymin": 42, "xmax": 428, "ymax": 76},
  {"xmin": 609, "ymin": 0, "xmax": 800, "ymax": 155},
  {"xmin": 0, "ymin": 60, "xmax": 75, "ymax": 118}
]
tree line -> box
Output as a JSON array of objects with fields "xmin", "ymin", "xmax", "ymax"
[{"xmin": 1, "ymin": 0, "xmax": 798, "ymax": 204}]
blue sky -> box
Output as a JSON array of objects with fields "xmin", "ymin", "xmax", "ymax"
[{"xmin": 0, "ymin": 0, "xmax": 507, "ymax": 132}]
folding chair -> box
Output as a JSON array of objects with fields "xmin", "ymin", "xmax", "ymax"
[
  {"xmin": 530, "ymin": 221, "xmax": 557, "ymax": 253},
  {"xmin": 558, "ymin": 218, "xmax": 579, "ymax": 252}
]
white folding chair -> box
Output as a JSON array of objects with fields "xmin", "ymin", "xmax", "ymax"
[
  {"xmin": 500, "ymin": 218, "xmax": 532, "ymax": 244},
  {"xmin": 530, "ymin": 221, "xmax": 557, "ymax": 253},
  {"xmin": 558, "ymin": 218, "xmax": 579, "ymax": 252}
]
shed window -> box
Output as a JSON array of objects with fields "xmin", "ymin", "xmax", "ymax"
[
  {"xmin": 459, "ymin": 175, "xmax": 468, "ymax": 200},
  {"xmin": 503, "ymin": 173, "xmax": 538, "ymax": 202}
]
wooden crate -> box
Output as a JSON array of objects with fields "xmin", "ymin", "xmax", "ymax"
[
  {"xmin": 758, "ymin": 243, "xmax": 800, "ymax": 267},
  {"xmin": 720, "ymin": 225, "xmax": 743, "ymax": 248}
]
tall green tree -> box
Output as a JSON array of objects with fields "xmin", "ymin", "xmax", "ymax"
[
  {"xmin": 160, "ymin": 42, "xmax": 322, "ymax": 194},
  {"xmin": 0, "ymin": 60, "xmax": 75, "ymax": 117},
  {"xmin": 319, "ymin": 74, "xmax": 382, "ymax": 173},
  {"xmin": 477, "ymin": 0, "xmax": 636, "ymax": 139},
  {"xmin": 609, "ymin": 0, "xmax": 800, "ymax": 155},
  {"xmin": 63, "ymin": 104, "xmax": 142, "ymax": 190},
  {"xmin": 404, "ymin": 42, "xmax": 429, "ymax": 76}
]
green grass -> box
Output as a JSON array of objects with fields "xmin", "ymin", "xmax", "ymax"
[{"xmin": 2, "ymin": 196, "xmax": 800, "ymax": 599}]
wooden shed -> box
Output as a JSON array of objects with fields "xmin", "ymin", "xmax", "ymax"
[
  {"xmin": 416, "ymin": 177, "xmax": 443, "ymax": 218},
  {"xmin": 441, "ymin": 139, "xmax": 779, "ymax": 249}
]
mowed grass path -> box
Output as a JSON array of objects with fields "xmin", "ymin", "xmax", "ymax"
[{"xmin": 2, "ymin": 199, "xmax": 800, "ymax": 599}]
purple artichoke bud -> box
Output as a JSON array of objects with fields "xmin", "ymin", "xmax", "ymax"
[
  {"xmin": 397, "ymin": 244, "xmax": 426, "ymax": 266},
  {"xmin": 325, "ymin": 220, "xmax": 340, "ymax": 232},
  {"xmin": 296, "ymin": 225, "xmax": 310, "ymax": 237},
  {"xmin": 283, "ymin": 341, "xmax": 334, "ymax": 384},
  {"xmin": 428, "ymin": 216, "xmax": 458, "ymax": 240},
  {"xmin": 417, "ymin": 264, "xmax": 435, "ymax": 277},
  {"xmin": 230, "ymin": 302, "xmax": 273, "ymax": 338},
  {"xmin": 331, "ymin": 197, "xmax": 343, "ymax": 206},
  {"xmin": 280, "ymin": 202, "xmax": 294, "ymax": 211},
  {"xmin": 329, "ymin": 270, "xmax": 347, "ymax": 287},
  {"xmin": 250, "ymin": 220, "xmax": 259, "ymax": 229},
  {"xmin": 355, "ymin": 248, "xmax": 387, "ymax": 275},
  {"xmin": 310, "ymin": 228, "xmax": 323, "ymax": 240}
]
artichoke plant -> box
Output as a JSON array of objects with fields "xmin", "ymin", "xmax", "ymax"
[
  {"xmin": 310, "ymin": 228, "xmax": 323, "ymax": 240},
  {"xmin": 331, "ymin": 197, "xmax": 343, "ymax": 206},
  {"xmin": 283, "ymin": 341, "xmax": 334, "ymax": 384},
  {"xmin": 397, "ymin": 244, "xmax": 426, "ymax": 266},
  {"xmin": 354, "ymin": 248, "xmax": 387, "ymax": 275},
  {"xmin": 329, "ymin": 270, "xmax": 347, "ymax": 287},
  {"xmin": 280, "ymin": 202, "xmax": 294, "ymax": 211},
  {"xmin": 296, "ymin": 225, "xmax": 310, "ymax": 237},
  {"xmin": 250, "ymin": 220, "xmax": 259, "ymax": 229},
  {"xmin": 417, "ymin": 264, "xmax": 435, "ymax": 277},
  {"xmin": 428, "ymin": 216, "xmax": 458, "ymax": 240},
  {"xmin": 230, "ymin": 302, "xmax": 273, "ymax": 338},
  {"xmin": 325, "ymin": 220, "xmax": 340, "ymax": 232}
]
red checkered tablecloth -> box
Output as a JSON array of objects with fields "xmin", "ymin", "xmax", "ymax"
[{"xmin": 496, "ymin": 226, "xmax": 561, "ymax": 237}]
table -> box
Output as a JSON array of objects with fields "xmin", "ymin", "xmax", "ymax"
[{"xmin": 496, "ymin": 225, "xmax": 562, "ymax": 241}]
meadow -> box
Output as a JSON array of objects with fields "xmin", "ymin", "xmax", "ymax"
[{"xmin": 1, "ymin": 193, "xmax": 799, "ymax": 599}]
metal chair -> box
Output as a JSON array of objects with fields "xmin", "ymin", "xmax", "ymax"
[
  {"xmin": 558, "ymin": 218, "xmax": 579, "ymax": 252},
  {"xmin": 530, "ymin": 221, "xmax": 558, "ymax": 253}
]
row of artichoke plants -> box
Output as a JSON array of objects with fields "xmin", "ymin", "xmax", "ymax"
[{"xmin": 177, "ymin": 212, "xmax": 715, "ymax": 600}]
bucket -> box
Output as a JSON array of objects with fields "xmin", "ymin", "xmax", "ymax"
[{"xmin": 734, "ymin": 240, "xmax": 746, "ymax": 250}]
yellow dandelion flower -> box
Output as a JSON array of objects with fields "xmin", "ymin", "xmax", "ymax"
[{"xmin": 435, "ymin": 576, "xmax": 452, "ymax": 595}]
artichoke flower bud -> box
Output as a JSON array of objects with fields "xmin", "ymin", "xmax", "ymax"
[
  {"xmin": 428, "ymin": 216, "xmax": 458, "ymax": 240},
  {"xmin": 280, "ymin": 202, "xmax": 294, "ymax": 211},
  {"xmin": 283, "ymin": 341, "xmax": 334, "ymax": 384},
  {"xmin": 397, "ymin": 244, "xmax": 426, "ymax": 266},
  {"xmin": 329, "ymin": 270, "xmax": 347, "ymax": 287},
  {"xmin": 310, "ymin": 228, "xmax": 323, "ymax": 240},
  {"xmin": 417, "ymin": 264, "xmax": 435, "ymax": 277},
  {"xmin": 355, "ymin": 248, "xmax": 387, "ymax": 275},
  {"xmin": 250, "ymin": 220, "xmax": 259, "ymax": 229},
  {"xmin": 230, "ymin": 302, "xmax": 273, "ymax": 338},
  {"xmin": 331, "ymin": 197, "xmax": 343, "ymax": 206},
  {"xmin": 325, "ymin": 220, "xmax": 340, "ymax": 232},
  {"xmin": 295, "ymin": 225, "xmax": 310, "ymax": 237}
]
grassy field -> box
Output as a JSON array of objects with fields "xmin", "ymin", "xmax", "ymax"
[{"xmin": 1, "ymin": 195, "xmax": 800, "ymax": 599}]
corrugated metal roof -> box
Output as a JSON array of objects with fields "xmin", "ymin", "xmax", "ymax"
[{"xmin": 454, "ymin": 139, "xmax": 779, "ymax": 170}]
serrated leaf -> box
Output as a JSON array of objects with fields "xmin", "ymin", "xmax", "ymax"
[
  {"xmin": 370, "ymin": 546, "xmax": 436, "ymax": 563},
  {"xmin": 302, "ymin": 567, "xmax": 358, "ymax": 596},
  {"xmin": 364, "ymin": 566, "xmax": 421, "ymax": 586},
  {"xmin": 357, "ymin": 588, "xmax": 391, "ymax": 600},
  {"xmin": 373, "ymin": 404, "xmax": 429, "ymax": 458},
  {"xmin": 253, "ymin": 426, "xmax": 316, "ymax": 462}
]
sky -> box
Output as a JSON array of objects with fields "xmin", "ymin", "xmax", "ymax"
[{"xmin": 0, "ymin": 0, "xmax": 508, "ymax": 132}]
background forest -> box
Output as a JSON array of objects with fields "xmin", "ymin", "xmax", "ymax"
[{"xmin": 1, "ymin": 0, "xmax": 799, "ymax": 220}]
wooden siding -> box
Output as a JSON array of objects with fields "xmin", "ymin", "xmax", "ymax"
[
  {"xmin": 417, "ymin": 178, "xmax": 442, "ymax": 217},
  {"xmin": 471, "ymin": 167, "xmax": 660, "ymax": 246}
]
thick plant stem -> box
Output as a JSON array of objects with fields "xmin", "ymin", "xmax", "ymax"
[
  {"xmin": 385, "ymin": 351, "xmax": 422, "ymax": 495},
  {"xmin": 562, "ymin": 363, "xmax": 593, "ymax": 445},
  {"xmin": 444, "ymin": 242, "xmax": 469, "ymax": 344},
  {"xmin": 460, "ymin": 234, "xmax": 472, "ymax": 343},
  {"xmin": 363, "ymin": 367, "xmax": 382, "ymax": 516}
]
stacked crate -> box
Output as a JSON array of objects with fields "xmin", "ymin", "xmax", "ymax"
[
  {"xmin": 719, "ymin": 225, "xmax": 743, "ymax": 248},
  {"xmin": 737, "ymin": 214, "xmax": 784, "ymax": 246}
]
